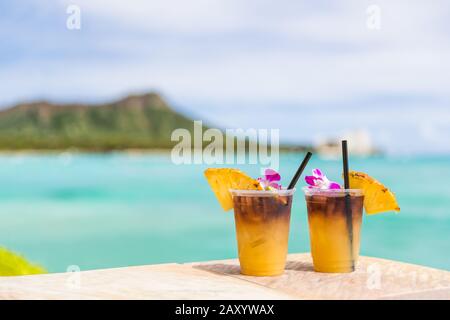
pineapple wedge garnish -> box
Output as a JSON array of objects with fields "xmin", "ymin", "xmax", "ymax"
[
  {"xmin": 348, "ymin": 171, "xmax": 400, "ymax": 214},
  {"xmin": 204, "ymin": 168, "xmax": 262, "ymax": 211}
]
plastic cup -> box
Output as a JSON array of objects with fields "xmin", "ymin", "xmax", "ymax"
[
  {"xmin": 303, "ymin": 187, "xmax": 364, "ymax": 273},
  {"xmin": 230, "ymin": 189, "xmax": 295, "ymax": 276}
]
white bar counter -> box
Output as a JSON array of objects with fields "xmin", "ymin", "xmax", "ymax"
[{"xmin": 0, "ymin": 253, "xmax": 449, "ymax": 300}]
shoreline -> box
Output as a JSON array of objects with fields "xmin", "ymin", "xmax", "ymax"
[
  {"xmin": 0, "ymin": 149, "xmax": 447, "ymax": 159},
  {"xmin": 0, "ymin": 148, "xmax": 174, "ymax": 155},
  {"xmin": 0, "ymin": 147, "xmax": 309, "ymax": 155}
]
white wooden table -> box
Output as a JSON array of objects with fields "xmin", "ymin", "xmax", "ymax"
[{"xmin": 0, "ymin": 253, "xmax": 449, "ymax": 300}]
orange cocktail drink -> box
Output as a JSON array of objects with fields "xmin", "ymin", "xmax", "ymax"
[
  {"xmin": 304, "ymin": 188, "xmax": 364, "ymax": 273},
  {"xmin": 231, "ymin": 189, "xmax": 295, "ymax": 276}
]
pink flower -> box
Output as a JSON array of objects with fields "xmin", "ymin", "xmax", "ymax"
[
  {"xmin": 258, "ymin": 169, "xmax": 282, "ymax": 190},
  {"xmin": 305, "ymin": 168, "xmax": 341, "ymax": 190}
]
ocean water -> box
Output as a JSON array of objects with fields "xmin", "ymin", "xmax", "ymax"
[{"xmin": 0, "ymin": 153, "xmax": 449, "ymax": 273}]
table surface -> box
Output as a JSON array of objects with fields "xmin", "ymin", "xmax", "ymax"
[{"xmin": 0, "ymin": 253, "xmax": 449, "ymax": 300}]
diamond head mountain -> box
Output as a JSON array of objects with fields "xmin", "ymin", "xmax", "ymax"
[{"xmin": 0, "ymin": 93, "xmax": 207, "ymax": 151}]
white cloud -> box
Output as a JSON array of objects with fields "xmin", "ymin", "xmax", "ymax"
[{"xmin": 3, "ymin": 0, "xmax": 445, "ymax": 105}]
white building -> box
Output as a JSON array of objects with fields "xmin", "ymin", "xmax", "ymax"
[{"xmin": 315, "ymin": 129, "xmax": 379, "ymax": 158}]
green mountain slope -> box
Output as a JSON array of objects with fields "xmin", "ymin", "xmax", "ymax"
[{"xmin": 0, "ymin": 93, "xmax": 200, "ymax": 150}]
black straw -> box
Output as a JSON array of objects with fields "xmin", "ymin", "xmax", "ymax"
[
  {"xmin": 288, "ymin": 152, "xmax": 312, "ymax": 190},
  {"xmin": 342, "ymin": 141, "xmax": 350, "ymax": 189},
  {"xmin": 342, "ymin": 140, "xmax": 354, "ymax": 270}
]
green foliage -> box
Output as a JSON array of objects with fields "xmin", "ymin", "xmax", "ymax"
[{"xmin": 0, "ymin": 247, "xmax": 46, "ymax": 276}]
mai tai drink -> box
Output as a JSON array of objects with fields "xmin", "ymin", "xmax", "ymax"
[
  {"xmin": 304, "ymin": 188, "xmax": 364, "ymax": 273},
  {"xmin": 231, "ymin": 189, "xmax": 295, "ymax": 276},
  {"xmin": 204, "ymin": 167, "xmax": 302, "ymax": 277},
  {"xmin": 302, "ymin": 166, "xmax": 400, "ymax": 273}
]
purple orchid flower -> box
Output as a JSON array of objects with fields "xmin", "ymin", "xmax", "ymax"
[
  {"xmin": 258, "ymin": 168, "xmax": 282, "ymax": 190},
  {"xmin": 305, "ymin": 168, "xmax": 341, "ymax": 190}
]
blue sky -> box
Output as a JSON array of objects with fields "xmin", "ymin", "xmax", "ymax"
[{"xmin": 1, "ymin": 0, "xmax": 449, "ymax": 154}]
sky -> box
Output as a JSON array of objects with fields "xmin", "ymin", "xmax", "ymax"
[{"xmin": 1, "ymin": 0, "xmax": 449, "ymax": 154}]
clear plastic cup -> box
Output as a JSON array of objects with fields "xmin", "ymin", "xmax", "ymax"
[
  {"xmin": 230, "ymin": 188, "xmax": 295, "ymax": 276},
  {"xmin": 303, "ymin": 187, "xmax": 364, "ymax": 273}
]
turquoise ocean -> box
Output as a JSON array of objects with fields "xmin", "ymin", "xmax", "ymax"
[{"xmin": 0, "ymin": 153, "xmax": 449, "ymax": 273}]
